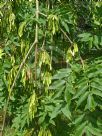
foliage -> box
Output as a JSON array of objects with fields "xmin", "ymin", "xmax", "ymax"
[{"xmin": 0, "ymin": 0, "xmax": 102, "ymax": 136}]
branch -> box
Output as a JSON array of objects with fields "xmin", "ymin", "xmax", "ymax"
[
  {"xmin": 2, "ymin": 1, "xmax": 39, "ymax": 135},
  {"xmin": 79, "ymin": 54, "xmax": 85, "ymax": 70},
  {"xmin": 60, "ymin": 28, "xmax": 73, "ymax": 44},
  {"xmin": 1, "ymin": 40, "xmax": 37, "ymax": 136},
  {"xmin": 39, "ymin": 11, "xmax": 47, "ymax": 17},
  {"xmin": 34, "ymin": 0, "xmax": 39, "ymax": 80}
]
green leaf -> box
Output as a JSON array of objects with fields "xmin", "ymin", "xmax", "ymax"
[
  {"xmin": 9, "ymin": 13, "xmax": 15, "ymax": 30},
  {"xmin": 73, "ymin": 43, "xmax": 78, "ymax": 53},
  {"xmin": 100, "ymin": 36, "xmax": 102, "ymax": 46},
  {"xmin": 71, "ymin": 63, "xmax": 81, "ymax": 73},
  {"xmin": 73, "ymin": 86, "xmax": 88, "ymax": 99},
  {"xmin": 74, "ymin": 114, "xmax": 85, "ymax": 125},
  {"xmin": 77, "ymin": 78, "xmax": 88, "ymax": 87},
  {"xmin": 52, "ymin": 68, "xmax": 71, "ymax": 80},
  {"xmin": 93, "ymin": 35, "xmax": 99, "ymax": 48},
  {"xmin": 38, "ymin": 112, "xmax": 47, "ymax": 124},
  {"xmin": 87, "ymin": 125, "xmax": 102, "ymax": 136},
  {"xmin": 89, "ymin": 37, "xmax": 93, "ymax": 49},
  {"xmin": 18, "ymin": 21, "xmax": 26, "ymax": 37},
  {"xmin": 86, "ymin": 94, "xmax": 96, "ymax": 111},
  {"xmin": 78, "ymin": 33, "xmax": 92, "ymax": 42},
  {"xmin": 58, "ymin": 68, "xmax": 71, "ymax": 73},
  {"xmin": 66, "ymin": 82, "xmax": 75, "ymax": 95},
  {"xmin": 0, "ymin": 2, "xmax": 6, "ymax": 9},
  {"xmin": 92, "ymin": 90, "xmax": 102, "ymax": 97},
  {"xmin": 85, "ymin": 127, "xmax": 92, "ymax": 136},
  {"xmin": 88, "ymin": 70, "xmax": 102, "ymax": 78},
  {"xmin": 49, "ymin": 104, "xmax": 62, "ymax": 120},
  {"xmin": 61, "ymin": 104, "xmax": 72, "ymax": 120},
  {"xmin": 49, "ymin": 80, "xmax": 66, "ymax": 90},
  {"xmin": 64, "ymin": 87, "xmax": 71, "ymax": 105},
  {"xmin": 66, "ymin": 47, "xmax": 73, "ymax": 62},
  {"xmin": 93, "ymin": 78, "xmax": 102, "ymax": 86},
  {"xmin": 52, "ymin": 71, "xmax": 69, "ymax": 79},
  {"xmin": 77, "ymin": 91, "xmax": 89, "ymax": 107},
  {"xmin": 0, "ymin": 48, "xmax": 5, "ymax": 59},
  {"xmin": 49, "ymin": 119, "xmax": 56, "ymax": 126},
  {"xmin": 75, "ymin": 121, "xmax": 87, "ymax": 136},
  {"xmin": 61, "ymin": 21, "xmax": 69, "ymax": 33},
  {"xmin": 53, "ymin": 86, "xmax": 65, "ymax": 99},
  {"xmin": 97, "ymin": 117, "xmax": 102, "ymax": 129},
  {"xmin": 91, "ymin": 82, "xmax": 102, "ymax": 92}
]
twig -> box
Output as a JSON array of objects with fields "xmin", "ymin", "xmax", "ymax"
[
  {"xmin": 60, "ymin": 28, "xmax": 73, "ymax": 44},
  {"xmin": 34, "ymin": 0, "xmax": 39, "ymax": 80},
  {"xmin": 39, "ymin": 12, "xmax": 47, "ymax": 17},
  {"xmin": 42, "ymin": 32, "xmax": 46, "ymax": 49},
  {"xmin": 79, "ymin": 54, "xmax": 85, "ymax": 70}
]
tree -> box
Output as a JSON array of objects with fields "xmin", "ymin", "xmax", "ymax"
[{"xmin": 0, "ymin": 0, "xmax": 102, "ymax": 136}]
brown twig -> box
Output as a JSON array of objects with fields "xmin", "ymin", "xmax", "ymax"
[
  {"xmin": 60, "ymin": 28, "xmax": 73, "ymax": 44},
  {"xmin": 79, "ymin": 54, "xmax": 85, "ymax": 70},
  {"xmin": 34, "ymin": 0, "xmax": 39, "ymax": 80}
]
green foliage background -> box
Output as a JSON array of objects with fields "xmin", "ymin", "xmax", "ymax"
[{"xmin": 0, "ymin": 0, "xmax": 102, "ymax": 136}]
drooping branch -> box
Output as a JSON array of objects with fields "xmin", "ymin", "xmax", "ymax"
[
  {"xmin": 1, "ymin": 1, "xmax": 39, "ymax": 135},
  {"xmin": 1, "ymin": 42, "xmax": 37, "ymax": 136}
]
